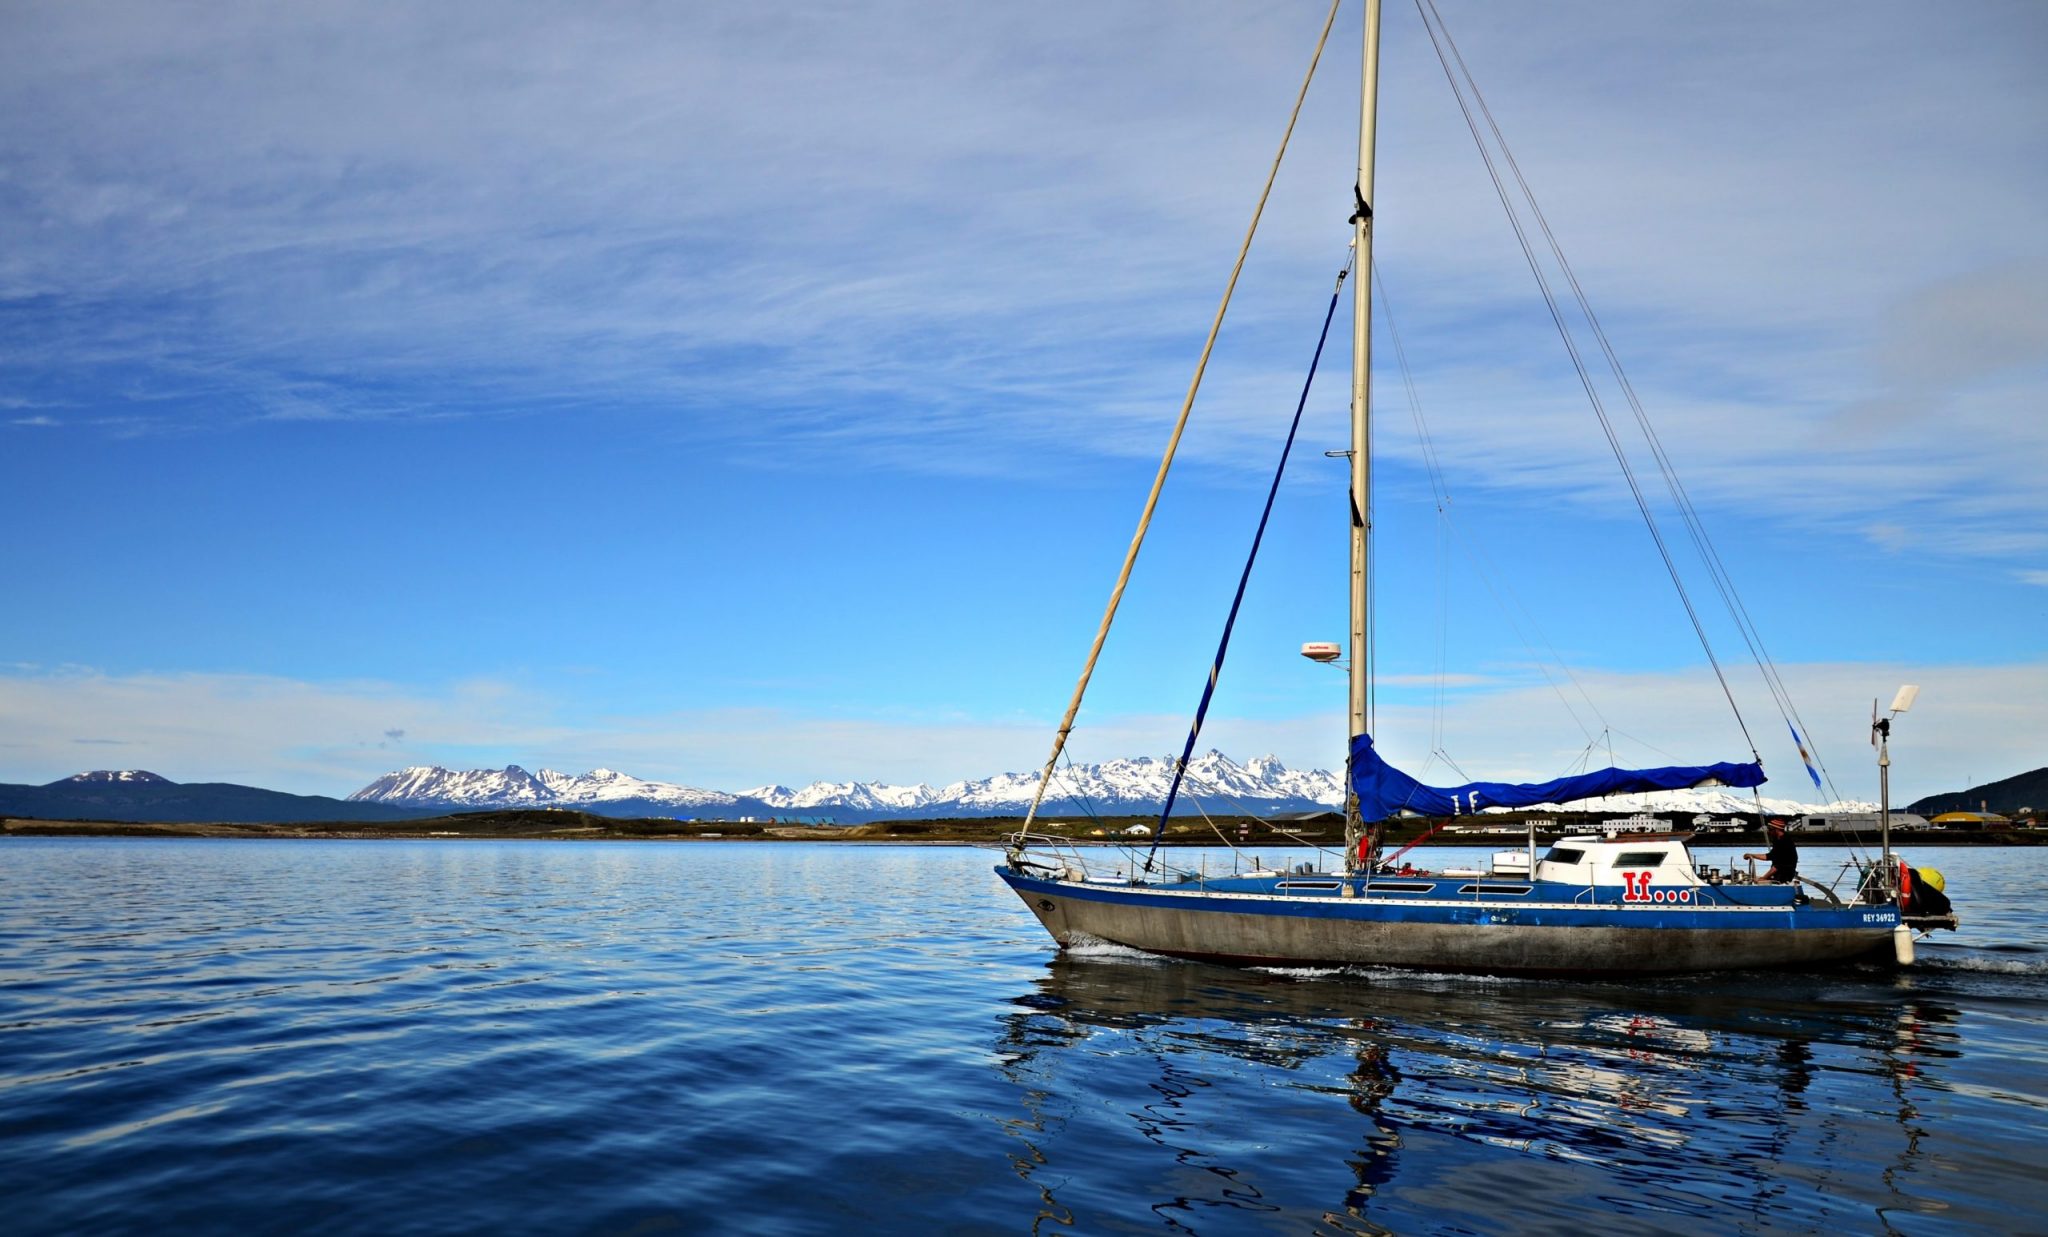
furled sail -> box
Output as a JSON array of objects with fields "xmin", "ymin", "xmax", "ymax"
[{"xmin": 1348, "ymin": 733, "xmax": 1765, "ymax": 821}]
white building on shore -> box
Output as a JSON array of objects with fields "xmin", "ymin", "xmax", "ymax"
[{"xmin": 1793, "ymin": 811, "xmax": 1932, "ymax": 832}]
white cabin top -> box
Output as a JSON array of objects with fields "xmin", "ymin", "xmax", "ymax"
[{"xmin": 1534, "ymin": 835, "xmax": 1703, "ymax": 887}]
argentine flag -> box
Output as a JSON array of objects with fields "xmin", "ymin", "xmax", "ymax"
[{"xmin": 1788, "ymin": 722, "xmax": 1823, "ymax": 790}]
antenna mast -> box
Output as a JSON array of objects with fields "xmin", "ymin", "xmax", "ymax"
[{"xmin": 1874, "ymin": 684, "xmax": 1919, "ymax": 889}]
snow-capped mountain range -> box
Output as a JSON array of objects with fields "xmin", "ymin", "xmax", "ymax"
[
  {"xmin": 346, "ymin": 751, "xmax": 1341, "ymax": 821},
  {"xmin": 348, "ymin": 753, "xmax": 1874, "ymax": 822}
]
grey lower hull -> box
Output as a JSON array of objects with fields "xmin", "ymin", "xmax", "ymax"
[{"xmin": 1001, "ymin": 870, "xmax": 1895, "ymax": 975}]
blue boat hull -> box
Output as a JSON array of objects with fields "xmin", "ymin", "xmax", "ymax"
[{"xmin": 996, "ymin": 865, "xmax": 1899, "ymax": 975}]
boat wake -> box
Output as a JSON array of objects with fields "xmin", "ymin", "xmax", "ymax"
[
  {"xmin": 1259, "ymin": 962, "xmax": 1539, "ymax": 988},
  {"xmin": 1060, "ymin": 932, "xmax": 1169, "ymax": 964},
  {"xmin": 1928, "ymin": 956, "xmax": 2048, "ymax": 976},
  {"xmin": 1916, "ymin": 946, "xmax": 2048, "ymax": 975}
]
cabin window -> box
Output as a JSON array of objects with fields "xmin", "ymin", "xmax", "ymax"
[
  {"xmin": 1459, "ymin": 883, "xmax": 1533, "ymax": 896},
  {"xmin": 1541, "ymin": 847, "xmax": 1585, "ymax": 865},
  {"xmin": 1366, "ymin": 881, "xmax": 1436, "ymax": 894},
  {"xmin": 1615, "ymin": 851, "xmax": 1666, "ymax": 866}
]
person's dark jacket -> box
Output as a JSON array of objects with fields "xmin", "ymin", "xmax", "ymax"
[{"xmin": 1766, "ymin": 833, "xmax": 1798, "ymax": 883}]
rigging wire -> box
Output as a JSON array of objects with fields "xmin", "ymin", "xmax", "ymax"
[
  {"xmin": 1020, "ymin": 0, "xmax": 1347, "ymax": 832},
  {"xmin": 1375, "ymin": 264, "xmax": 1611, "ymax": 754},
  {"xmin": 1046, "ymin": 747, "xmax": 1113, "ymax": 834},
  {"xmin": 1144, "ymin": 255, "xmax": 1353, "ymax": 873},
  {"xmin": 1414, "ymin": 0, "xmax": 1761, "ymax": 764},
  {"xmin": 1418, "ymin": 0, "xmax": 1842, "ymax": 803},
  {"xmin": 1179, "ymin": 774, "xmax": 1345, "ymax": 868},
  {"xmin": 1371, "ymin": 264, "xmax": 1454, "ymax": 765}
]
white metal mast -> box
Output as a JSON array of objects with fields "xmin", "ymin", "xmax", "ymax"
[{"xmin": 1346, "ymin": 0, "xmax": 1382, "ymax": 851}]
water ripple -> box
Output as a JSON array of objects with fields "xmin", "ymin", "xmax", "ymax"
[{"xmin": 1, "ymin": 839, "xmax": 2043, "ymax": 1234}]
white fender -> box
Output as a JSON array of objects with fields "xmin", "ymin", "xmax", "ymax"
[{"xmin": 1893, "ymin": 923, "xmax": 1915, "ymax": 966}]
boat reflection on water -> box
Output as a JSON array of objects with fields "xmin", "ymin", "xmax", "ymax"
[{"xmin": 993, "ymin": 955, "xmax": 1962, "ymax": 1234}]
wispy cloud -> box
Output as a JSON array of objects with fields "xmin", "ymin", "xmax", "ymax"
[{"xmin": 3, "ymin": 2, "xmax": 2041, "ymax": 561}]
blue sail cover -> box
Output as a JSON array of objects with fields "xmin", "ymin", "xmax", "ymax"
[{"xmin": 1349, "ymin": 732, "xmax": 1765, "ymax": 821}]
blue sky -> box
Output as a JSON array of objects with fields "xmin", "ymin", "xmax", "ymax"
[{"xmin": 3, "ymin": 0, "xmax": 2044, "ymax": 803}]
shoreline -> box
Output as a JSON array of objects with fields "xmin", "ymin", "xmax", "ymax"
[{"xmin": 6, "ymin": 813, "xmax": 2042, "ymax": 848}]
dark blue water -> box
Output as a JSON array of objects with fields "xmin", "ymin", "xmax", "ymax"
[{"xmin": 2, "ymin": 839, "xmax": 2042, "ymax": 1234}]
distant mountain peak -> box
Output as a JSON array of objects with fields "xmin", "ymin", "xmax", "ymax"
[
  {"xmin": 60, "ymin": 770, "xmax": 172, "ymax": 785},
  {"xmin": 348, "ymin": 764, "xmax": 739, "ymax": 810}
]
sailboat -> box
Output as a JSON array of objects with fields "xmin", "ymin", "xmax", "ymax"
[{"xmin": 995, "ymin": 0, "xmax": 1957, "ymax": 975}]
